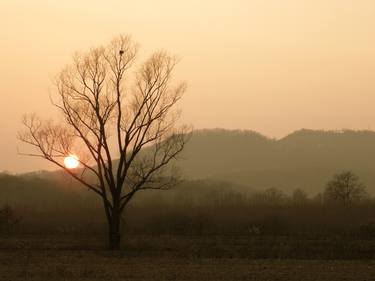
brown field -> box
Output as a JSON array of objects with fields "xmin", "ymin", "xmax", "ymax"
[
  {"xmin": 2, "ymin": 251, "xmax": 375, "ymax": 281},
  {"xmin": 1, "ymin": 235, "xmax": 375, "ymax": 281},
  {"xmin": 2, "ymin": 253, "xmax": 375, "ymax": 281}
]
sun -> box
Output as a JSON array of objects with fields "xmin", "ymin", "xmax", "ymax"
[{"xmin": 64, "ymin": 154, "xmax": 79, "ymax": 169}]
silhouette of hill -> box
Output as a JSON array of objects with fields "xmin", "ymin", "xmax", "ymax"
[
  {"xmin": 0, "ymin": 172, "xmax": 89, "ymax": 207},
  {"xmin": 177, "ymin": 129, "xmax": 375, "ymax": 194},
  {"xmin": 3, "ymin": 128, "xmax": 375, "ymax": 199},
  {"xmin": 178, "ymin": 129, "xmax": 275, "ymax": 178}
]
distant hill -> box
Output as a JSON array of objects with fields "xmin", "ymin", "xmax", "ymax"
[
  {"xmin": 178, "ymin": 129, "xmax": 275, "ymax": 178},
  {"xmin": 4, "ymin": 128, "xmax": 375, "ymax": 198},
  {"xmin": 0, "ymin": 172, "xmax": 87, "ymax": 208},
  {"xmin": 177, "ymin": 129, "xmax": 375, "ymax": 195}
]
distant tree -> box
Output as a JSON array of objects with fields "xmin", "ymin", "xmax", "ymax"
[
  {"xmin": 18, "ymin": 35, "xmax": 189, "ymax": 250},
  {"xmin": 312, "ymin": 193, "xmax": 324, "ymax": 205},
  {"xmin": 208, "ymin": 188, "xmax": 243, "ymax": 207},
  {"xmin": 324, "ymin": 171, "xmax": 368, "ymax": 206},
  {"xmin": 253, "ymin": 187, "xmax": 286, "ymax": 206},
  {"xmin": 291, "ymin": 188, "xmax": 308, "ymax": 205},
  {"xmin": 0, "ymin": 205, "xmax": 21, "ymax": 234}
]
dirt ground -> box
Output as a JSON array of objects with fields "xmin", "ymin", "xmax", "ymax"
[
  {"xmin": 1, "ymin": 235, "xmax": 375, "ymax": 281},
  {"xmin": 1, "ymin": 250, "xmax": 375, "ymax": 281}
]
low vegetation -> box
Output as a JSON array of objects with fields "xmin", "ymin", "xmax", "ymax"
[{"xmin": 1, "ymin": 170, "xmax": 375, "ymax": 279}]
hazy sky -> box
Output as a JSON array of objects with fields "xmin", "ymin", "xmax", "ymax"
[{"xmin": 1, "ymin": 0, "xmax": 375, "ymax": 172}]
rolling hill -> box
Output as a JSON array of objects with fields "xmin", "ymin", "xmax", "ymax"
[
  {"xmin": 3, "ymin": 128, "xmax": 375, "ymax": 199},
  {"xmin": 177, "ymin": 129, "xmax": 375, "ymax": 194}
]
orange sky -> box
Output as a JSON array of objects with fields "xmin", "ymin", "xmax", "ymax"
[{"xmin": 1, "ymin": 0, "xmax": 375, "ymax": 172}]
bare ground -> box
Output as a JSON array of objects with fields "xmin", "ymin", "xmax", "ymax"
[
  {"xmin": 1, "ymin": 251, "xmax": 375, "ymax": 281},
  {"xmin": 1, "ymin": 235, "xmax": 375, "ymax": 280}
]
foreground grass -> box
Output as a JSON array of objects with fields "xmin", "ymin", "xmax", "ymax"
[
  {"xmin": 1, "ymin": 235, "xmax": 375, "ymax": 280},
  {"xmin": 1, "ymin": 251, "xmax": 375, "ymax": 281}
]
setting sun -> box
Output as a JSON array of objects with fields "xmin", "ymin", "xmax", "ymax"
[{"xmin": 63, "ymin": 155, "xmax": 79, "ymax": 169}]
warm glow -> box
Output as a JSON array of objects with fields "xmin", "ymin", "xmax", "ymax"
[
  {"xmin": 64, "ymin": 155, "xmax": 79, "ymax": 169},
  {"xmin": 4, "ymin": 0, "xmax": 375, "ymax": 173}
]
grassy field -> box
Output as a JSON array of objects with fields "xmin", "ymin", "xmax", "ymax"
[
  {"xmin": 1, "ymin": 235, "xmax": 375, "ymax": 280},
  {"xmin": 2, "ymin": 252, "xmax": 375, "ymax": 281}
]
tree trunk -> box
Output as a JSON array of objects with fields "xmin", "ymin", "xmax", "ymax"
[{"xmin": 108, "ymin": 208, "xmax": 121, "ymax": 250}]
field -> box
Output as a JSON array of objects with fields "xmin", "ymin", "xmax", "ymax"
[
  {"xmin": 3, "ymin": 177, "xmax": 375, "ymax": 280},
  {"xmin": 1, "ymin": 235, "xmax": 375, "ymax": 281},
  {"xmin": 3, "ymin": 253, "xmax": 375, "ymax": 281}
]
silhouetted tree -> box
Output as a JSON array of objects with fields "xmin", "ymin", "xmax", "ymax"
[
  {"xmin": 324, "ymin": 171, "xmax": 368, "ymax": 206},
  {"xmin": 0, "ymin": 205, "xmax": 21, "ymax": 234},
  {"xmin": 291, "ymin": 188, "xmax": 308, "ymax": 205},
  {"xmin": 18, "ymin": 35, "xmax": 189, "ymax": 250},
  {"xmin": 253, "ymin": 187, "xmax": 286, "ymax": 206}
]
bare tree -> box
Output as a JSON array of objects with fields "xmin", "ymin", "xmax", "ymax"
[
  {"xmin": 18, "ymin": 35, "xmax": 189, "ymax": 250},
  {"xmin": 291, "ymin": 188, "xmax": 308, "ymax": 205},
  {"xmin": 252, "ymin": 187, "xmax": 287, "ymax": 206},
  {"xmin": 324, "ymin": 171, "xmax": 368, "ymax": 206}
]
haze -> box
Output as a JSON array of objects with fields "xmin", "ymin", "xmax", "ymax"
[{"xmin": 1, "ymin": 0, "xmax": 375, "ymax": 173}]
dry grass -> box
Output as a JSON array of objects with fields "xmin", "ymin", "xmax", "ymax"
[
  {"xmin": 1, "ymin": 251, "xmax": 375, "ymax": 281},
  {"xmin": 1, "ymin": 235, "xmax": 375, "ymax": 280}
]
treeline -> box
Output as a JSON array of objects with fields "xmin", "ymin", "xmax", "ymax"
[{"xmin": 2, "ymin": 171, "xmax": 375, "ymax": 238}]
